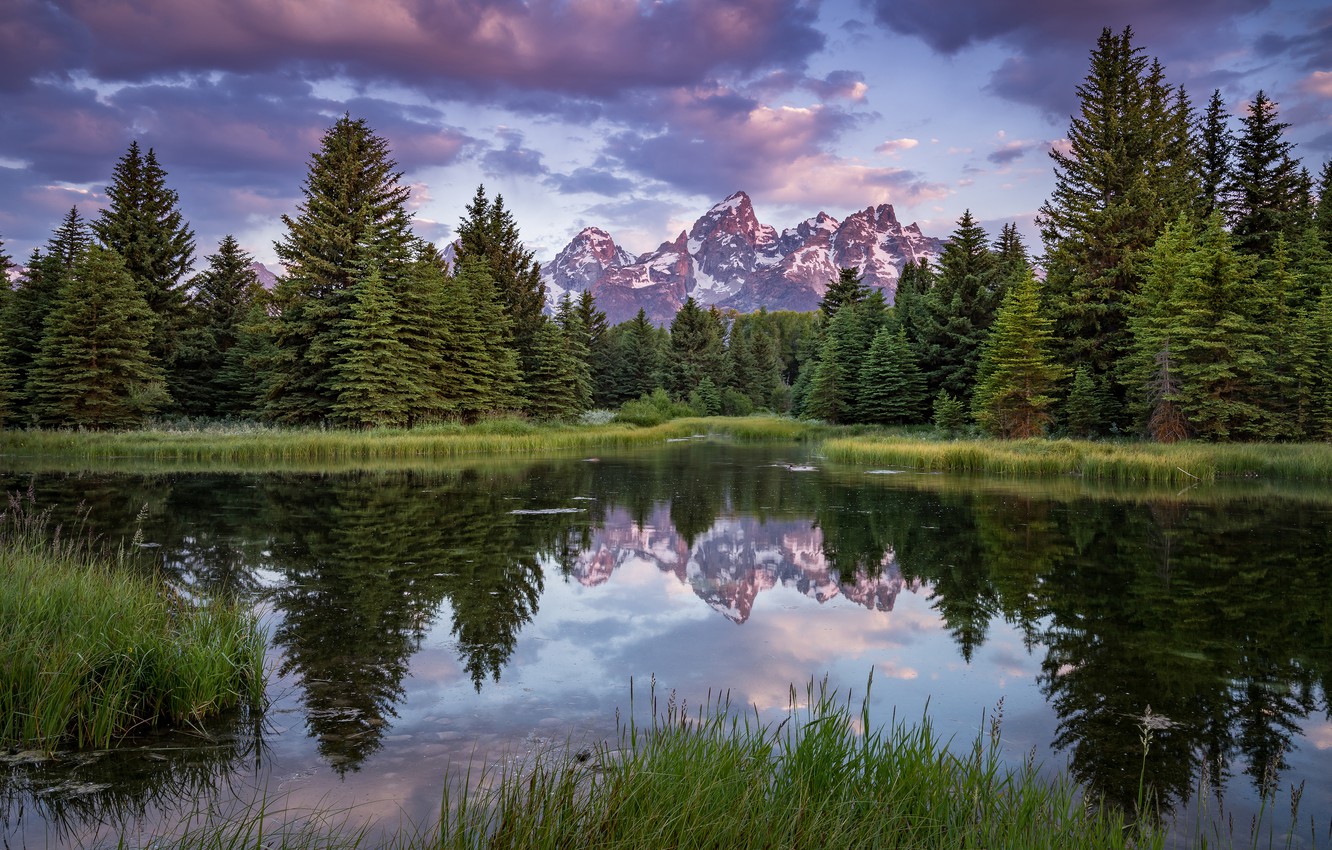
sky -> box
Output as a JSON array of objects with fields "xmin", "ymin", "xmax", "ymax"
[{"xmin": 2, "ymin": 0, "xmax": 1330, "ymax": 274}]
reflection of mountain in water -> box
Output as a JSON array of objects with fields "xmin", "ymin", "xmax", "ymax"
[{"xmin": 572, "ymin": 506, "xmax": 914, "ymax": 622}]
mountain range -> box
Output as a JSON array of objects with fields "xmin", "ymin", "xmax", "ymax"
[{"xmin": 541, "ymin": 190, "xmax": 946, "ymax": 325}]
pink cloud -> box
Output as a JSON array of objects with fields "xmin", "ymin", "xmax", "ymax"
[{"xmin": 1300, "ymin": 70, "xmax": 1332, "ymax": 98}]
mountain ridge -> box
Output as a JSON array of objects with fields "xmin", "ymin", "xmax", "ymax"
[{"xmin": 543, "ymin": 190, "xmax": 946, "ymax": 324}]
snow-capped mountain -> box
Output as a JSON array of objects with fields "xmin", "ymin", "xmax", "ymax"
[{"xmin": 542, "ymin": 191, "xmax": 945, "ymax": 325}]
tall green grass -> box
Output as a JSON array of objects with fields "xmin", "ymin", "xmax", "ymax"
[
  {"xmin": 823, "ymin": 436, "xmax": 1332, "ymax": 484},
  {"xmin": 0, "ymin": 416, "xmax": 817, "ymax": 468},
  {"xmin": 436, "ymin": 676, "xmax": 1161, "ymax": 850},
  {"xmin": 0, "ymin": 494, "xmax": 266, "ymax": 751}
]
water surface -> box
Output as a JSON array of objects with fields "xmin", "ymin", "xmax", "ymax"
[{"xmin": 3, "ymin": 441, "xmax": 1331, "ymax": 847}]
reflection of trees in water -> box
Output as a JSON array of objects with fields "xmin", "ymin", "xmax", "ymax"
[
  {"xmin": 0, "ymin": 709, "xmax": 264, "ymax": 845},
  {"xmin": 8, "ymin": 455, "xmax": 1332, "ymax": 809}
]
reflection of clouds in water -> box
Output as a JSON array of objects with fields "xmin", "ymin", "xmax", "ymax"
[{"xmin": 1311, "ymin": 723, "xmax": 1332, "ymax": 750}]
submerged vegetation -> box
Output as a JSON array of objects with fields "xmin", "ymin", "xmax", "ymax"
[{"xmin": 0, "ymin": 494, "xmax": 265, "ymax": 751}]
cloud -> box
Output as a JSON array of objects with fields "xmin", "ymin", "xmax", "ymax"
[
  {"xmin": 863, "ymin": 0, "xmax": 1277, "ymax": 116},
  {"xmin": 805, "ymin": 70, "xmax": 870, "ymax": 102},
  {"xmin": 8, "ymin": 0, "xmax": 825, "ymax": 100},
  {"xmin": 876, "ymin": 138, "xmax": 920, "ymax": 155},
  {"xmin": 1300, "ymin": 71, "xmax": 1332, "ymax": 98},
  {"xmin": 546, "ymin": 167, "xmax": 638, "ymax": 197},
  {"xmin": 481, "ymin": 128, "xmax": 550, "ymax": 178},
  {"xmin": 987, "ymin": 138, "xmax": 1038, "ymax": 165}
]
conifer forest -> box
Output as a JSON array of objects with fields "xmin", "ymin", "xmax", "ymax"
[{"xmin": 2, "ymin": 27, "xmax": 1330, "ymax": 442}]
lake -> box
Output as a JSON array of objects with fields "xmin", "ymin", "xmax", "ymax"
[{"xmin": 3, "ymin": 440, "xmax": 1331, "ymax": 847}]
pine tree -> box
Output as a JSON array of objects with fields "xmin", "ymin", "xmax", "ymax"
[
  {"xmin": 971, "ymin": 271, "xmax": 1067, "ymax": 438},
  {"xmin": 555, "ymin": 293, "xmax": 594, "ymax": 414},
  {"xmin": 747, "ymin": 325, "xmax": 785, "ymax": 410},
  {"xmin": 173, "ymin": 235, "xmax": 266, "ymax": 416},
  {"xmin": 917, "ymin": 210, "xmax": 1000, "ymax": 403},
  {"xmin": 441, "ymin": 256, "xmax": 523, "ymax": 419},
  {"xmin": 858, "ymin": 327, "xmax": 927, "ymax": 424},
  {"xmin": 93, "ymin": 142, "xmax": 196, "ymax": 378},
  {"xmin": 2, "ymin": 208, "xmax": 92, "ymax": 414},
  {"xmin": 688, "ymin": 376, "xmax": 722, "ymax": 416},
  {"xmin": 932, "ymin": 391, "xmax": 966, "ymax": 433},
  {"xmin": 216, "ymin": 299, "xmax": 276, "ymax": 418},
  {"xmin": 1038, "ymin": 28, "xmax": 1200, "ymax": 418},
  {"xmin": 0, "ymin": 237, "xmax": 14, "ymax": 426},
  {"xmin": 805, "ymin": 304, "xmax": 865, "ymax": 423},
  {"xmin": 1198, "ymin": 90, "xmax": 1235, "ymax": 218},
  {"xmin": 1315, "ymin": 160, "xmax": 1332, "ymax": 254},
  {"xmin": 454, "ymin": 186, "xmax": 545, "ymax": 401},
  {"xmin": 891, "ymin": 258, "xmax": 933, "ymax": 344},
  {"xmin": 329, "ymin": 266, "xmax": 418, "ymax": 428},
  {"xmin": 1231, "ymin": 91, "xmax": 1305, "ymax": 258},
  {"xmin": 267, "ymin": 115, "xmax": 417, "ymax": 423},
  {"xmin": 820, "ymin": 266, "xmax": 869, "ymax": 318},
  {"xmin": 1063, "ymin": 366, "xmax": 1102, "ymax": 438},
  {"xmin": 27, "ymin": 246, "xmax": 167, "ymax": 429},
  {"xmin": 668, "ymin": 297, "xmax": 726, "ymax": 398},
  {"xmin": 575, "ymin": 290, "xmax": 613, "ymax": 407},
  {"xmin": 611, "ymin": 308, "xmax": 664, "ymax": 403}
]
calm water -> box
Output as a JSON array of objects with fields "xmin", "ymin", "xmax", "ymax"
[{"xmin": 3, "ymin": 441, "xmax": 1331, "ymax": 847}]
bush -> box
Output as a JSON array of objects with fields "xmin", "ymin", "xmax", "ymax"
[{"xmin": 614, "ymin": 388, "xmax": 696, "ymax": 427}]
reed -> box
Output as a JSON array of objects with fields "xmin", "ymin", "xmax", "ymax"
[
  {"xmin": 0, "ymin": 416, "xmax": 817, "ymax": 467},
  {"xmin": 0, "ymin": 494, "xmax": 266, "ymax": 752},
  {"xmin": 822, "ymin": 436, "xmax": 1332, "ymax": 484},
  {"xmin": 435, "ymin": 676, "xmax": 1161, "ymax": 850}
]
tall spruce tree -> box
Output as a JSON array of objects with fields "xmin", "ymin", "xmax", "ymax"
[
  {"xmin": 1038, "ymin": 28, "xmax": 1199, "ymax": 421},
  {"xmin": 453, "ymin": 185, "xmax": 546, "ymax": 401},
  {"xmin": 93, "ymin": 142, "xmax": 196, "ymax": 378},
  {"xmin": 917, "ymin": 210, "xmax": 1001, "ymax": 403},
  {"xmin": 555, "ymin": 293, "xmax": 594, "ymax": 414},
  {"xmin": 27, "ymin": 246, "xmax": 166, "ymax": 429},
  {"xmin": 1198, "ymin": 90, "xmax": 1235, "ymax": 218},
  {"xmin": 858, "ymin": 327, "xmax": 926, "ymax": 425},
  {"xmin": 3, "ymin": 208, "xmax": 92, "ymax": 414},
  {"xmin": 820, "ymin": 266, "xmax": 870, "ymax": 318},
  {"xmin": 611, "ymin": 308, "xmax": 664, "ymax": 403},
  {"xmin": 668, "ymin": 297, "xmax": 727, "ymax": 398},
  {"xmin": 971, "ymin": 271, "xmax": 1066, "ymax": 438},
  {"xmin": 330, "ymin": 266, "xmax": 418, "ymax": 428},
  {"xmin": 440, "ymin": 256, "xmax": 523, "ymax": 419},
  {"xmin": 1231, "ymin": 91, "xmax": 1306, "ymax": 258},
  {"xmin": 267, "ymin": 115, "xmax": 417, "ymax": 424},
  {"xmin": 0, "ymin": 236, "xmax": 13, "ymax": 425},
  {"xmin": 174, "ymin": 235, "xmax": 266, "ymax": 416},
  {"xmin": 574, "ymin": 290, "xmax": 613, "ymax": 407},
  {"xmin": 805, "ymin": 303, "xmax": 868, "ymax": 423},
  {"xmin": 1315, "ymin": 160, "xmax": 1332, "ymax": 253}
]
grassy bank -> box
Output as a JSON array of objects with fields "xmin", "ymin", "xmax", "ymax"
[
  {"xmin": 0, "ymin": 416, "xmax": 819, "ymax": 467},
  {"xmin": 0, "ymin": 496, "xmax": 265, "ymax": 751},
  {"xmin": 823, "ymin": 435, "xmax": 1332, "ymax": 484},
  {"xmin": 152, "ymin": 679, "xmax": 1161, "ymax": 850}
]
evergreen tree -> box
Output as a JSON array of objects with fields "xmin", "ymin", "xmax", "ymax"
[
  {"xmin": 216, "ymin": 299, "xmax": 276, "ymax": 418},
  {"xmin": 932, "ymin": 391, "xmax": 966, "ymax": 433},
  {"xmin": 267, "ymin": 115, "xmax": 417, "ymax": 423},
  {"xmin": 1198, "ymin": 90, "xmax": 1235, "ymax": 218},
  {"xmin": 805, "ymin": 304, "xmax": 865, "ymax": 423},
  {"xmin": 520, "ymin": 320, "xmax": 581, "ymax": 421},
  {"xmin": 1038, "ymin": 28, "xmax": 1200, "ymax": 418},
  {"xmin": 747, "ymin": 325, "xmax": 785, "ymax": 410},
  {"xmin": 611, "ymin": 309, "xmax": 664, "ymax": 403},
  {"xmin": 393, "ymin": 244, "xmax": 453, "ymax": 424},
  {"xmin": 971, "ymin": 271, "xmax": 1067, "ymax": 438},
  {"xmin": 329, "ymin": 266, "xmax": 418, "ymax": 427},
  {"xmin": 453, "ymin": 186, "xmax": 545, "ymax": 400},
  {"xmin": 93, "ymin": 142, "xmax": 196, "ymax": 377},
  {"xmin": 688, "ymin": 376, "xmax": 722, "ymax": 416},
  {"xmin": 891, "ymin": 257, "xmax": 933, "ymax": 344},
  {"xmin": 1306, "ymin": 283, "xmax": 1332, "ymax": 441},
  {"xmin": 917, "ymin": 210, "xmax": 1001, "ymax": 403},
  {"xmin": 27, "ymin": 246, "xmax": 167, "ymax": 429},
  {"xmin": 858, "ymin": 327, "xmax": 927, "ymax": 425},
  {"xmin": 820, "ymin": 266, "xmax": 869, "ymax": 318},
  {"xmin": 1063, "ymin": 366, "xmax": 1102, "ymax": 438},
  {"xmin": 0, "ymin": 238, "xmax": 14, "ymax": 426},
  {"xmin": 1231, "ymin": 91, "xmax": 1305, "ymax": 258},
  {"xmin": 555, "ymin": 293, "xmax": 594, "ymax": 414},
  {"xmin": 1315, "ymin": 160, "xmax": 1332, "ymax": 254},
  {"xmin": 173, "ymin": 235, "xmax": 265, "ymax": 416},
  {"xmin": 2, "ymin": 208, "xmax": 92, "ymax": 414},
  {"xmin": 575, "ymin": 290, "xmax": 614, "ymax": 407},
  {"xmin": 668, "ymin": 297, "xmax": 727, "ymax": 398},
  {"xmin": 440, "ymin": 256, "xmax": 523, "ymax": 418}
]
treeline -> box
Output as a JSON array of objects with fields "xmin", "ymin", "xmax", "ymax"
[
  {"xmin": 1, "ymin": 27, "xmax": 1330, "ymax": 438},
  {"xmin": 790, "ymin": 27, "xmax": 1332, "ymax": 441}
]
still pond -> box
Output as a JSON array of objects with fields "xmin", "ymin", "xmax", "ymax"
[{"xmin": 3, "ymin": 440, "xmax": 1331, "ymax": 847}]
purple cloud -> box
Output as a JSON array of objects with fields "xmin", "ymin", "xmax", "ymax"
[{"xmin": 481, "ymin": 128, "xmax": 550, "ymax": 178}]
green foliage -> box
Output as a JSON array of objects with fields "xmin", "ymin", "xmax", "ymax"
[
  {"xmin": 27, "ymin": 245, "xmax": 168, "ymax": 429},
  {"xmin": 1198, "ymin": 89, "xmax": 1235, "ymax": 219},
  {"xmin": 453, "ymin": 186, "xmax": 545, "ymax": 400},
  {"xmin": 0, "ymin": 495, "xmax": 264, "ymax": 751},
  {"xmin": 267, "ymin": 114, "xmax": 416, "ymax": 424},
  {"xmin": 330, "ymin": 266, "xmax": 419, "ymax": 428},
  {"xmin": 804, "ymin": 303, "xmax": 866, "ymax": 423},
  {"xmin": 688, "ymin": 375, "xmax": 723, "ymax": 416},
  {"xmin": 668, "ymin": 297, "xmax": 727, "ymax": 398},
  {"xmin": 555, "ymin": 293, "xmax": 594, "ymax": 413},
  {"xmin": 606, "ymin": 308, "xmax": 665, "ymax": 405},
  {"xmin": 858, "ymin": 327, "xmax": 926, "ymax": 425},
  {"xmin": 1062, "ymin": 366, "xmax": 1103, "ymax": 438},
  {"xmin": 1231, "ymin": 91, "xmax": 1307, "ymax": 257},
  {"xmin": 819, "ymin": 266, "xmax": 869, "ymax": 318},
  {"xmin": 92, "ymin": 141, "xmax": 196, "ymax": 378},
  {"xmin": 932, "ymin": 391, "xmax": 966, "ymax": 433},
  {"xmin": 440, "ymin": 257, "xmax": 523, "ymax": 419},
  {"xmin": 917, "ymin": 210, "xmax": 1002, "ymax": 404},
  {"xmin": 972, "ymin": 271, "xmax": 1067, "ymax": 439},
  {"xmin": 525, "ymin": 320, "xmax": 584, "ymax": 422},
  {"xmin": 614, "ymin": 388, "xmax": 696, "ymax": 427}
]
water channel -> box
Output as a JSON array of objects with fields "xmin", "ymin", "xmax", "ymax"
[{"xmin": 3, "ymin": 440, "xmax": 1331, "ymax": 847}]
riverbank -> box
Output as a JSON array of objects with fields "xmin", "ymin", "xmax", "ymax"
[
  {"xmin": 0, "ymin": 496, "xmax": 266, "ymax": 751},
  {"xmin": 3, "ymin": 416, "xmax": 1332, "ymax": 483}
]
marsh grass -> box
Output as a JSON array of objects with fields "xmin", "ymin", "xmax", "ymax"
[
  {"xmin": 0, "ymin": 493, "xmax": 265, "ymax": 752},
  {"xmin": 0, "ymin": 416, "xmax": 816, "ymax": 468},
  {"xmin": 823, "ymin": 436, "xmax": 1332, "ymax": 484},
  {"xmin": 436, "ymin": 676, "xmax": 1162, "ymax": 850}
]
